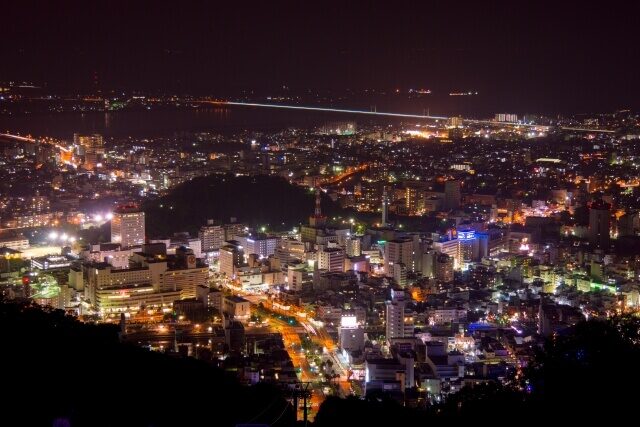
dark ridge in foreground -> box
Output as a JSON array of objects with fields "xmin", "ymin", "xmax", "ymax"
[
  {"xmin": 0, "ymin": 299, "xmax": 292, "ymax": 427},
  {"xmin": 2, "ymin": 299, "xmax": 639, "ymax": 425}
]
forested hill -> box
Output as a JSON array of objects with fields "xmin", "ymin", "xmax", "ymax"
[{"xmin": 144, "ymin": 174, "xmax": 342, "ymax": 236}]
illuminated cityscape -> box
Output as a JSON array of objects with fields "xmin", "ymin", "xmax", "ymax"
[{"xmin": 1, "ymin": 1, "xmax": 640, "ymax": 426}]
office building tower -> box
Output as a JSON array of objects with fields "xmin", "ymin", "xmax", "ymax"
[
  {"xmin": 448, "ymin": 116, "xmax": 463, "ymax": 128},
  {"xmin": 392, "ymin": 263, "xmax": 407, "ymax": 287},
  {"xmin": 421, "ymin": 250, "xmax": 437, "ymax": 278},
  {"xmin": 219, "ymin": 241, "xmax": 245, "ymax": 278},
  {"xmin": 444, "ymin": 180, "xmax": 461, "ymax": 211},
  {"xmin": 244, "ymin": 234, "xmax": 279, "ymax": 258},
  {"xmin": 618, "ymin": 212, "xmax": 639, "ymax": 237},
  {"xmin": 345, "ymin": 236, "xmax": 362, "ymax": 257},
  {"xmin": 589, "ymin": 200, "xmax": 611, "ymax": 249},
  {"xmin": 287, "ymin": 262, "xmax": 309, "ymax": 292},
  {"xmin": 385, "ymin": 238, "xmax": 414, "ymax": 274},
  {"xmin": 457, "ymin": 229, "xmax": 476, "ymax": 269},
  {"xmin": 381, "ymin": 185, "xmax": 389, "ymax": 226},
  {"xmin": 74, "ymin": 133, "xmax": 104, "ymax": 154},
  {"xmin": 275, "ymin": 239, "xmax": 306, "ymax": 264},
  {"xmin": 405, "ymin": 184, "xmax": 424, "ymax": 215},
  {"xmin": 385, "ymin": 289, "xmax": 413, "ymax": 340},
  {"xmin": 75, "ymin": 133, "xmax": 104, "ymax": 170},
  {"xmin": 199, "ymin": 220, "xmax": 225, "ymax": 252},
  {"xmin": 110, "ymin": 205, "xmax": 145, "ymax": 248},
  {"xmin": 494, "ymin": 113, "xmax": 518, "ymax": 123},
  {"xmin": 435, "ymin": 253, "xmax": 454, "ymax": 283},
  {"xmin": 317, "ymin": 247, "xmax": 345, "ymax": 272},
  {"xmin": 358, "ymin": 180, "xmax": 384, "ymax": 212},
  {"xmin": 223, "ymin": 222, "xmax": 246, "ymax": 241},
  {"xmin": 433, "ymin": 237, "xmax": 460, "ymax": 268},
  {"xmin": 339, "ymin": 314, "xmax": 364, "ymax": 352}
]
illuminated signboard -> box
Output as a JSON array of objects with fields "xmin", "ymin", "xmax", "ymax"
[
  {"xmin": 341, "ymin": 315, "xmax": 357, "ymax": 328},
  {"xmin": 458, "ymin": 230, "xmax": 475, "ymax": 241}
]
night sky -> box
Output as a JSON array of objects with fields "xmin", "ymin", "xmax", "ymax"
[{"xmin": 2, "ymin": 1, "xmax": 639, "ymax": 113}]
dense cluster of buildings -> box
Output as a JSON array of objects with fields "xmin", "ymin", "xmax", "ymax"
[{"xmin": 1, "ymin": 108, "xmax": 640, "ymax": 408}]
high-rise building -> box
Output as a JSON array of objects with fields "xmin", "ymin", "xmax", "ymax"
[
  {"xmin": 392, "ymin": 263, "xmax": 407, "ymax": 287},
  {"xmin": 444, "ymin": 180, "xmax": 462, "ymax": 211},
  {"xmin": 448, "ymin": 116, "xmax": 463, "ymax": 128},
  {"xmin": 219, "ymin": 241, "xmax": 245, "ymax": 278},
  {"xmin": 275, "ymin": 239, "xmax": 306, "ymax": 264},
  {"xmin": 433, "ymin": 235, "xmax": 465, "ymax": 269},
  {"xmin": 199, "ymin": 220, "xmax": 225, "ymax": 252},
  {"xmin": 385, "ymin": 289, "xmax": 414, "ymax": 340},
  {"xmin": 75, "ymin": 133, "xmax": 104, "ymax": 169},
  {"xmin": 494, "ymin": 113, "xmax": 518, "ymax": 123},
  {"xmin": 287, "ymin": 262, "xmax": 310, "ymax": 292},
  {"xmin": 110, "ymin": 205, "xmax": 145, "ymax": 248},
  {"xmin": 358, "ymin": 181, "xmax": 384, "ymax": 212},
  {"xmin": 345, "ymin": 237, "xmax": 362, "ymax": 257},
  {"xmin": 618, "ymin": 212, "xmax": 639, "ymax": 237},
  {"xmin": 245, "ymin": 234, "xmax": 279, "ymax": 258},
  {"xmin": 223, "ymin": 222, "xmax": 246, "ymax": 241},
  {"xmin": 317, "ymin": 247, "xmax": 345, "ymax": 272},
  {"xmin": 435, "ymin": 253, "xmax": 454, "ymax": 283},
  {"xmin": 339, "ymin": 314, "xmax": 364, "ymax": 352},
  {"xmin": 457, "ymin": 229, "xmax": 476, "ymax": 269},
  {"xmin": 589, "ymin": 200, "xmax": 611, "ymax": 249},
  {"xmin": 74, "ymin": 133, "xmax": 104, "ymax": 153},
  {"xmin": 405, "ymin": 184, "xmax": 424, "ymax": 215},
  {"xmin": 26, "ymin": 195, "xmax": 50, "ymax": 214},
  {"xmin": 381, "ymin": 185, "xmax": 389, "ymax": 226},
  {"xmin": 385, "ymin": 238, "xmax": 414, "ymax": 274},
  {"xmin": 421, "ymin": 250, "xmax": 437, "ymax": 278}
]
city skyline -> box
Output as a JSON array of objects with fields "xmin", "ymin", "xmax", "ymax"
[{"xmin": 1, "ymin": 2, "xmax": 640, "ymax": 426}]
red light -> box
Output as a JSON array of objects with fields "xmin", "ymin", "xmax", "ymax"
[{"xmin": 22, "ymin": 276, "xmax": 30, "ymax": 285}]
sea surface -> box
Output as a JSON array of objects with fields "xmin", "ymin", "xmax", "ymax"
[{"xmin": 0, "ymin": 94, "xmax": 491, "ymax": 139}]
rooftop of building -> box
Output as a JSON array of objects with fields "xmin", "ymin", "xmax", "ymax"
[
  {"xmin": 0, "ymin": 247, "xmax": 22, "ymax": 256},
  {"xmin": 365, "ymin": 358, "xmax": 404, "ymax": 366},
  {"xmin": 225, "ymin": 295, "xmax": 249, "ymax": 303}
]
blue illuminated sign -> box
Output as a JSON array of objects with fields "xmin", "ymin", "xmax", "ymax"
[{"xmin": 458, "ymin": 230, "xmax": 476, "ymax": 241}]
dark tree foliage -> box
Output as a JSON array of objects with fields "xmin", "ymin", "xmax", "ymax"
[
  {"xmin": 315, "ymin": 316, "xmax": 640, "ymax": 425},
  {"xmin": 0, "ymin": 299, "xmax": 293, "ymax": 427},
  {"xmin": 525, "ymin": 316, "xmax": 640, "ymax": 421},
  {"xmin": 144, "ymin": 174, "xmax": 342, "ymax": 236},
  {"xmin": 314, "ymin": 395, "xmax": 427, "ymax": 426}
]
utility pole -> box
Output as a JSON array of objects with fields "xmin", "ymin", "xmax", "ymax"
[{"xmin": 282, "ymin": 381, "xmax": 311, "ymax": 425}]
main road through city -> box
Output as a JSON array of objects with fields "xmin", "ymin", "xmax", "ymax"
[{"xmin": 239, "ymin": 292, "xmax": 352, "ymax": 421}]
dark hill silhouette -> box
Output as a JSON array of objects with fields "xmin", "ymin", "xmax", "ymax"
[
  {"xmin": 0, "ymin": 299, "xmax": 293, "ymax": 427},
  {"xmin": 3, "ymin": 298, "xmax": 637, "ymax": 426},
  {"xmin": 144, "ymin": 174, "xmax": 343, "ymax": 236}
]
